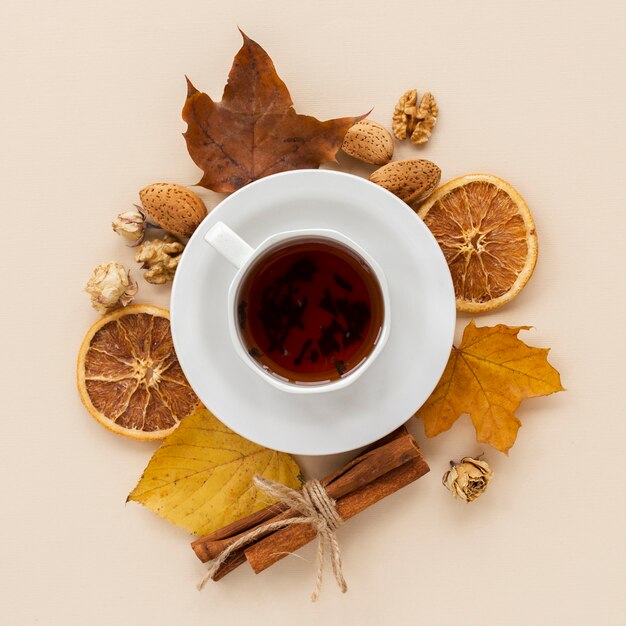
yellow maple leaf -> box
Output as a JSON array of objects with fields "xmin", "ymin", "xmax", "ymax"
[
  {"xmin": 415, "ymin": 322, "xmax": 564, "ymax": 453},
  {"xmin": 128, "ymin": 407, "xmax": 302, "ymax": 535}
]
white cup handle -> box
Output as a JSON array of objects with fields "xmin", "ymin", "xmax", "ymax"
[{"xmin": 204, "ymin": 222, "xmax": 254, "ymax": 269}]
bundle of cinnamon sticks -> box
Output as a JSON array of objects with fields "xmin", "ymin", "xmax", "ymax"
[{"xmin": 191, "ymin": 425, "xmax": 429, "ymax": 580}]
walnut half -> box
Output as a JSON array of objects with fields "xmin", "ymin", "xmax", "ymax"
[
  {"xmin": 392, "ymin": 89, "xmax": 438, "ymax": 145},
  {"xmin": 135, "ymin": 235, "xmax": 184, "ymax": 284}
]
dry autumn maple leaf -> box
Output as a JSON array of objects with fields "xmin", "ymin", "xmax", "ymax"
[
  {"xmin": 182, "ymin": 30, "xmax": 367, "ymax": 192},
  {"xmin": 128, "ymin": 406, "xmax": 302, "ymax": 535},
  {"xmin": 415, "ymin": 322, "xmax": 563, "ymax": 453}
]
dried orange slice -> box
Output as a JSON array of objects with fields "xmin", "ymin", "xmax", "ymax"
[
  {"xmin": 418, "ymin": 174, "xmax": 537, "ymax": 312},
  {"xmin": 77, "ymin": 305, "xmax": 200, "ymax": 440}
]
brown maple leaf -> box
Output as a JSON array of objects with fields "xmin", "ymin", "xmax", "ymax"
[
  {"xmin": 415, "ymin": 322, "xmax": 564, "ymax": 453},
  {"xmin": 182, "ymin": 30, "xmax": 367, "ymax": 192}
]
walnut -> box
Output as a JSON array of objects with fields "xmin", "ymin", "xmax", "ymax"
[
  {"xmin": 135, "ymin": 235, "xmax": 184, "ymax": 284},
  {"xmin": 410, "ymin": 92, "xmax": 438, "ymax": 144},
  {"xmin": 392, "ymin": 89, "xmax": 438, "ymax": 144},
  {"xmin": 392, "ymin": 89, "xmax": 418, "ymax": 140}
]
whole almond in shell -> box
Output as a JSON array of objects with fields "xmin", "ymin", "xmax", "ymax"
[
  {"xmin": 139, "ymin": 183, "xmax": 207, "ymax": 238},
  {"xmin": 369, "ymin": 159, "xmax": 441, "ymax": 206},
  {"xmin": 341, "ymin": 120, "xmax": 394, "ymax": 165}
]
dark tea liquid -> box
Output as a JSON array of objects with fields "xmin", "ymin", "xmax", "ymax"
[{"xmin": 237, "ymin": 238, "xmax": 384, "ymax": 384}]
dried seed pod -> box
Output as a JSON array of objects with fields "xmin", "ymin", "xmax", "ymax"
[
  {"xmin": 341, "ymin": 120, "xmax": 394, "ymax": 165},
  {"xmin": 369, "ymin": 159, "xmax": 441, "ymax": 205}
]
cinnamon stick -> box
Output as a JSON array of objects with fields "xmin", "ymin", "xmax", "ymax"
[
  {"xmin": 191, "ymin": 426, "xmax": 429, "ymax": 581},
  {"xmin": 245, "ymin": 456, "xmax": 428, "ymax": 574},
  {"xmin": 194, "ymin": 426, "xmax": 409, "ymax": 548},
  {"xmin": 192, "ymin": 427, "xmax": 418, "ymax": 562}
]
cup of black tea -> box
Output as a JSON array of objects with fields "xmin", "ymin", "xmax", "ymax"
[{"xmin": 204, "ymin": 222, "xmax": 390, "ymax": 393}]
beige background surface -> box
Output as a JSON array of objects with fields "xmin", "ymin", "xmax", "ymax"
[{"xmin": 2, "ymin": 0, "xmax": 625, "ymax": 624}]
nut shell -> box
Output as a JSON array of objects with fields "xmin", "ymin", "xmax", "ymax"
[
  {"xmin": 341, "ymin": 120, "xmax": 394, "ymax": 165},
  {"xmin": 369, "ymin": 159, "xmax": 441, "ymax": 206},
  {"xmin": 139, "ymin": 183, "xmax": 207, "ymax": 238}
]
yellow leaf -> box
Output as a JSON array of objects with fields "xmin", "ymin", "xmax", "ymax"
[
  {"xmin": 128, "ymin": 406, "xmax": 302, "ymax": 535},
  {"xmin": 415, "ymin": 322, "xmax": 563, "ymax": 453}
]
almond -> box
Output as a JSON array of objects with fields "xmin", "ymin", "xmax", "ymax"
[
  {"xmin": 369, "ymin": 159, "xmax": 441, "ymax": 206},
  {"xmin": 139, "ymin": 183, "xmax": 207, "ymax": 238},
  {"xmin": 341, "ymin": 120, "xmax": 394, "ymax": 165}
]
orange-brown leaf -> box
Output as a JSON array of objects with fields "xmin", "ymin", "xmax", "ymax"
[
  {"xmin": 183, "ymin": 30, "xmax": 366, "ymax": 192},
  {"xmin": 415, "ymin": 322, "xmax": 563, "ymax": 453}
]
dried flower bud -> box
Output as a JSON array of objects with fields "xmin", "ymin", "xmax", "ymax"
[
  {"xmin": 443, "ymin": 457, "xmax": 493, "ymax": 503},
  {"xmin": 85, "ymin": 262, "xmax": 138, "ymax": 314},
  {"xmin": 135, "ymin": 235, "xmax": 184, "ymax": 284},
  {"xmin": 112, "ymin": 206, "xmax": 147, "ymax": 243}
]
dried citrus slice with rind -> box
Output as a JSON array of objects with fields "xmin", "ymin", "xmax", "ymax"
[
  {"xmin": 417, "ymin": 174, "xmax": 537, "ymax": 312},
  {"xmin": 77, "ymin": 305, "xmax": 200, "ymax": 440}
]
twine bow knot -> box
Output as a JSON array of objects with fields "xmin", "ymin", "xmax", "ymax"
[{"xmin": 198, "ymin": 475, "xmax": 347, "ymax": 601}]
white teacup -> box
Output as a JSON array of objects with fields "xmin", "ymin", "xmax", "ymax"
[{"xmin": 205, "ymin": 221, "xmax": 391, "ymax": 394}]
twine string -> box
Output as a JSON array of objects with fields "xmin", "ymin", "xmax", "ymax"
[{"xmin": 197, "ymin": 475, "xmax": 347, "ymax": 601}]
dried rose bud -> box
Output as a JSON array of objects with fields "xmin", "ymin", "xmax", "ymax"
[
  {"xmin": 85, "ymin": 262, "xmax": 138, "ymax": 314},
  {"xmin": 112, "ymin": 206, "xmax": 147, "ymax": 243},
  {"xmin": 135, "ymin": 235, "xmax": 184, "ymax": 284},
  {"xmin": 443, "ymin": 457, "xmax": 493, "ymax": 503}
]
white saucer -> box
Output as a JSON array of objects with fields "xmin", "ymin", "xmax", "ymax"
[{"xmin": 171, "ymin": 170, "xmax": 455, "ymax": 455}]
